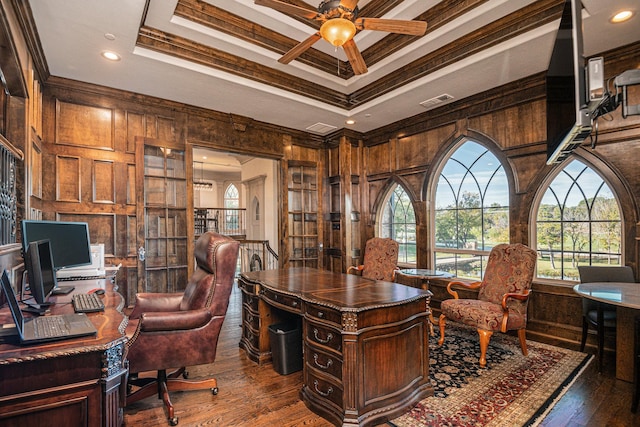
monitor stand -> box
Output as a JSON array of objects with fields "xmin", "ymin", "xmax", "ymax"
[
  {"xmin": 52, "ymin": 285, "xmax": 75, "ymax": 295},
  {"xmin": 22, "ymin": 301, "xmax": 51, "ymax": 315}
]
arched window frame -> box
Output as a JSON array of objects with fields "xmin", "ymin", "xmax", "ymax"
[
  {"xmin": 223, "ymin": 183, "xmax": 240, "ymax": 233},
  {"xmin": 531, "ymin": 157, "xmax": 624, "ymax": 282},
  {"xmin": 377, "ymin": 182, "xmax": 417, "ymax": 266},
  {"xmin": 430, "ymin": 138, "xmax": 511, "ymax": 280}
]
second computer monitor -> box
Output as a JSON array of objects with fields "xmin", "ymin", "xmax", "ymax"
[{"xmin": 25, "ymin": 239, "xmax": 58, "ymax": 305}]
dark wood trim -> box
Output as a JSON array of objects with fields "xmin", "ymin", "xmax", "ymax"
[
  {"xmin": 136, "ymin": 26, "xmax": 352, "ymax": 109},
  {"xmin": 8, "ymin": 0, "xmax": 49, "ymax": 81}
]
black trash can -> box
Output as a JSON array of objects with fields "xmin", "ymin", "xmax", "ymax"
[{"xmin": 268, "ymin": 321, "xmax": 303, "ymax": 375}]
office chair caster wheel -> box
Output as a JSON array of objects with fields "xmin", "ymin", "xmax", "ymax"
[
  {"xmin": 168, "ymin": 416, "xmax": 178, "ymax": 426},
  {"xmin": 211, "ymin": 387, "xmax": 219, "ymax": 395}
]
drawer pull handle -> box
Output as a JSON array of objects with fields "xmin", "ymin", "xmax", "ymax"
[
  {"xmin": 292, "ymin": 300, "xmax": 298, "ymax": 307},
  {"xmin": 313, "ymin": 354, "xmax": 333, "ymax": 370},
  {"xmin": 313, "ymin": 380, "xmax": 333, "ymax": 397},
  {"xmin": 317, "ymin": 311, "xmax": 324, "ymax": 318},
  {"xmin": 313, "ymin": 328, "xmax": 333, "ymax": 344}
]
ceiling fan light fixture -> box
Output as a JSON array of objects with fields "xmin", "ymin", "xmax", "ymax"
[{"xmin": 320, "ymin": 18, "xmax": 356, "ymax": 47}]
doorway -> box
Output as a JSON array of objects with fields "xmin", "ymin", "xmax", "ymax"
[{"xmin": 192, "ymin": 147, "xmax": 280, "ymax": 271}]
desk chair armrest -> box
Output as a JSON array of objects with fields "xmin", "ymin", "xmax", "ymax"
[
  {"xmin": 139, "ymin": 309, "xmax": 212, "ymax": 332},
  {"xmin": 446, "ymin": 280, "xmax": 482, "ymax": 299},
  {"xmin": 129, "ymin": 292, "xmax": 184, "ymax": 318}
]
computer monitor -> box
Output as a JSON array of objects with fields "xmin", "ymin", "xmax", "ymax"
[
  {"xmin": 21, "ymin": 220, "xmax": 92, "ymax": 271},
  {"xmin": 24, "ymin": 239, "xmax": 58, "ymax": 305}
]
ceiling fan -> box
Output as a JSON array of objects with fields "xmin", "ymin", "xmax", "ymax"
[{"xmin": 255, "ymin": 0, "xmax": 428, "ymax": 75}]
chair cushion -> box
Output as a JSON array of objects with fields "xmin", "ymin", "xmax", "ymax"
[
  {"xmin": 478, "ymin": 243, "xmax": 537, "ymax": 317},
  {"xmin": 441, "ymin": 298, "xmax": 527, "ymax": 331},
  {"xmin": 586, "ymin": 309, "xmax": 616, "ymax": 328}
]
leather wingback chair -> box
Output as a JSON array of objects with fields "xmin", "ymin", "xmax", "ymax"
[
  {"xmin": 347, "ymin": 237, "xmax": 399, "ymax": 282},
  {"xmin": 124, "ymin": 232, "xmax": 239, "ymax": 426},
  {"xmin": 578, "ymin": 265, "xmax": 635, "ymax": 372},
  {"xmin": 438, "ymin": 243, "xmax": 537, "ymax": 367}
]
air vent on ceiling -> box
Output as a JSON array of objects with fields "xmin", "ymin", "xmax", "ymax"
[
  {"xmin": 306, "ymin": 122, "xmax": 338, "ymax": 134},
  {"xmin": 420, "ymin": 94, "xmax": 454, "ymax": 109}
]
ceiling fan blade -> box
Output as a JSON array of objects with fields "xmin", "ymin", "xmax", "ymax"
[
  {"xmin": 339, "ymin": 0, "xmax": 359, "ymax": 12},
  {"xmin": 355, "ymin": 18, "xmax": 428, "ymax": 36},
  {"xmin": 342, "ymin": 39, "xmax": 367, "ymax": 75},
  {"xmin": 254, "ymin": 0, "xmax": 319, "ymax": 20},
  {"xmin": 278, "ymin": 32, "xmax": 322, "ymax": 64}
]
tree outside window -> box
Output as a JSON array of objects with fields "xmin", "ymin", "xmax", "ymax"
[
  {"xmin": 433, "ymin": 141, "xmax": 509, "ymax": 279},
  {"xmin": 534, "ymin": 159, "xmax": 622, "ymax": 281},
  {"xmin": 379, "ymin": 184, "xmax": 416, "ymax": 265}
]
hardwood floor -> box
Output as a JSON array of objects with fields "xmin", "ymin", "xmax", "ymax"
[{"xmin": 124, "ymin": 283, "xmax": 640, "ymax": 427}]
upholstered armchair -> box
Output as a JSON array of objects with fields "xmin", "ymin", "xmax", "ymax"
[
  {"xmin": 438, "ymin": 243, "xmax": 537, "ymax": 367},
  {"xmin": 124, "ymin": 232, "xmax": 239, "ymax": 426},
  {"xmin": 577, "ymin": 265, "xmax": 635, "ymax": 372},
  {"xmin": 347, "ymin": 237, "xmax": 399, "ymax": 282}
]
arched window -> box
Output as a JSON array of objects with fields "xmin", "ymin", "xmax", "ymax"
[
  {"xmin": 224, "ymin": 183, "xmax": 239, "ymax": 208},
  {"xmin": 534, "ymin": 159, "xmax": 622, "ymax": 281},
  {"xmin": 224, "ymin": 183, "xmax": 240, "ymax": 232},
  {"xmin": 378, "ymin": 184, "xmax": 416, "ymax": 265},
  {"xmin": 433, "ymin": 140, "xmax": 509, "ymax": 279}
]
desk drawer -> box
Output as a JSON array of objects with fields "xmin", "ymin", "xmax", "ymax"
[
  {"xmin": 304, "ymin": 370, "xmax": 343, "ymax": 409},
  {"xmin": 305, "ymin": 343, "xmax": 342, "ymax": 381},
  {"xmin": 242, "ymin": 324, "xmax": 259, "ymax": 350},
  {"xmin": 242, "ymin": 292, "xmax": 259, "ymax": 311},
  {"xmin": 305, "ymin": 303, "xmax": 341, "ymax": 327},
  {"xmin": 262, "ymin": 289, "xmax": 301, "ymax": 313},
  {"xmin": 306, "ymin": 321, "xmax": 342, "ymax": 353},
  {"xmin": 242, "ymin": 306, "xmax": 260, "ymax": 330}
]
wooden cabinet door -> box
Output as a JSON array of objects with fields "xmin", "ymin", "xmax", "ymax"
[{"xmin": 135, "ymin": 138, "xmax": 191, "ymax": 293}]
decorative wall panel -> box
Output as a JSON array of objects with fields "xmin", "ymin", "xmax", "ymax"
[
  {"xmin": 55, "ymin": 100, "xmax": 114, "ymax": 149},
  {"xmin": 93, "ymin": 160, "xmax": 115, "ymax": 203},
  {"xmin": 56, "ymin": 156, "xmax": 80, "ymax": 202}
]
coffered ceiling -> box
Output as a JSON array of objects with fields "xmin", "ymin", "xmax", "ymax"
[{"xmin": 27, "ymin": 0, "xmax": 640, "ymax": 135}]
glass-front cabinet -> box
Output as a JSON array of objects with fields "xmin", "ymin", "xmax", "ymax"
[{"xmin": 287, "ymin": 160, "xmax": 318, "ymax": 268}]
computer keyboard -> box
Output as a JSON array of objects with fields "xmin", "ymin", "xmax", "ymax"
[
  {"xmin": 34, "ymin": 316, "xmax": 70, "ymax": 338},
  {"xmin": 72, "ymin": 293, "xmax": 105, "ymax": 313}
]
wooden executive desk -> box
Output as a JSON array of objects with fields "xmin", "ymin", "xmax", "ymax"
[
  {"xmin": 239, "ymin": 267, "xmax": 434, "ymax": 427},
  {"xmin": 0, "ymin": 278, "xmax": 128, "ymax": 427}
]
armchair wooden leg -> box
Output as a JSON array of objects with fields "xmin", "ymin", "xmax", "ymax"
[
  {"xmin": 477, "ymin": 329, "xmax": 493, "ymax": 368},
  {"xmin": 438, "ymin": 314, "xmax": 447, "ymax": 346},
  {"xmin": 517, "ymin": 328, "xmax": 528, "ymax": 356}
]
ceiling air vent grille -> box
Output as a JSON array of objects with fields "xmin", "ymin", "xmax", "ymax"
[
  {"xmin": 306, "ymin": 122, "xmax": 337, "ymax": 134},
  {"xmin": 420, "ymin": 94, "xmax": 454, "ymax": 109}
]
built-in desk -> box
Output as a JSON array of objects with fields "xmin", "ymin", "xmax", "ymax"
[
  {"xmin": 239, "ymin": 267, "xmax": 433, "ymax": 427},
  {"xmin": 0, "ymin": 279, "xmax": 128, "ymax": 427}
]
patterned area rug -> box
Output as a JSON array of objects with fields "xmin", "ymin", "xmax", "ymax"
[{"xmin": 390, "ymin": 324, "xmax": 592, "ymax": 427}]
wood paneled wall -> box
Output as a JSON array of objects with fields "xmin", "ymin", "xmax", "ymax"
[{"xmin": 346, "ymin": 42, "xmax": 640, "ymax": 348}]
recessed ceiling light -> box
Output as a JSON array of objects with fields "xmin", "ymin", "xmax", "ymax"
[
  {"xmin": 610, "ymin": 10, "xmax": 634, "ymax": 23},
  {"xmin": 101, "ymin": 51, "xmax": 121, "ymax": 61},
  {"xmin": 345, "ymin": 118, "xmax": 355, "ymax": 125}
]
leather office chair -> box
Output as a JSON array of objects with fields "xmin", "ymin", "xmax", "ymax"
[
  {"xmin": 347, "ymin": 237, "xmax": 399, "ymax": 282},
  {"xmin": 577, "ymin": 265, "xmax": 635, "ymax": 372},
  {"xmin": 124, "ymin": 232, "xmax": 239, "ymax": 426},
  {"xmin": 438, "ymin": 243, "xmax": 537, "ymax": 367}
]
